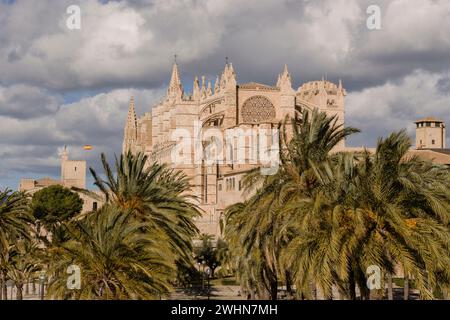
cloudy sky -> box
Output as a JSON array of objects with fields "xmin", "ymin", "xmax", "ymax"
[{"xmin": 0, "ymin": 0, "xmax": 449, "ymax": 189}]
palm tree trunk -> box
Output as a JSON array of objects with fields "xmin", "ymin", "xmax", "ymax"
[
  {"xmin": 387, "ymin": 273, "xmax": 394, "ymax": 300},
  {"xmin": 404, "ymin": 276, "xmax": 409, "ymax": 300},
  {"xmin": 285, "ymin": 270, "xmax": 293, "ymax": 299},
  {"xmin": 16, "ymin": 284, "xmax": 23, "ymax": 300},
  {"xmin": 311, "ymin": 282, "xmax": 318, "ymax": 300},
  {"xmin": 270, "ymin": 280, "xmax": 278, "ymax": 300},
  {"xmin": 348, "ymin": 273, "xmax": 357, "ymax": 300},
  {"xmin": 1, "ymin": 270, "xmax": 7, "ymax": 300},
  {"xmin": 337, "ymin": 288, "xmax": 344, "ymax": 300}
]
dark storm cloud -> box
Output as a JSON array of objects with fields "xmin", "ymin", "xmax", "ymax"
[
  {"xmin": 1, "ymin": 0, "xmax": 448, "ymax": 92},
  {"xmin": 0, "ymin": 0, "xmax": 449, "ymax": 188},
  {"xmin": 0, "ymin": 85, "xmax": 62, "ymax": 119},
  {"xmin": 437, "ymin": 76, "xmax": 450, "ymax": 94}
]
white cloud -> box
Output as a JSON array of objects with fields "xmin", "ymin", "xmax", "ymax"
[
  {"xmin": 0, "ymin": 0, "xmax": 449, "ymax": 188},
  {"xmin": 346, "ymin": 69, "xmax": 450, "ymax": 147},
  {"xmin": 1, "ymin": 0, "xmax": 448, "ymax": 91},
  {"xmin": 0, "ymin": 86, "xmax": 165, "ymax": 186}
]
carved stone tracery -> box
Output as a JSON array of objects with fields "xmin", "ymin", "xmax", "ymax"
[{"xmin": 241, "ymin": 95, "xmax": 276, "ymax": 123}]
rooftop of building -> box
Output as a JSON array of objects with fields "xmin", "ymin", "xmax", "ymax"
[
  {"xmin": 238, "ymin": 82, "xmax": 278, "ymax": 91},
  {"xmin": 414, "ymin": 117, "xmax": 445, "ymax": 123},
  {"xmin": 336, "ymin": 147, "xmax": 450, "ymax": 165},
  {"xmin": 417, "ymin": 148, "xmax": 450, "ymax": 155},
  {"xmin": 407, "ymin": 149, "xmax": 450, "ymax": 165}
]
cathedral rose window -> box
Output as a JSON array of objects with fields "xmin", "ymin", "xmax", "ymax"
[{"xmin": 241, "ymin": 95, "xmax": 276, "ymax": 123}]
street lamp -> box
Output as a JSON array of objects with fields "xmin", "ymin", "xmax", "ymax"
[
  {"xmin": 195, "ymin": 261, "xmax": 201, "ymax": 298},
  {"xmin": 205, "ymin": 267, "xmax": 211, "ymax": 300},
  {"xmin": 201, "ymin": 260, "xmax": 206, "ymax": 291},
  {"xmin": 212, "ymin": 263, "xmax": 217, "ymax": 277}
]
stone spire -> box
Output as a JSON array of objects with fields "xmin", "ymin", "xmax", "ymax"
[
  {"xmin": 201, "ymin": 75, "xmax": 206, "ymax": 99},
  {"xmin": 220, "ymin": 61, "xmax": 236, "ymax": 89},
  {"xmin": 169, "ymin": 61, "xmax": 181, "ymax": 88},
  {"xmin": 123, "ymin": 96, "xmax": 138, "ymax": 154},
  {"xmin": 337, "ymin": 78, "xmax": 346, "ymax": 97},
  {"xmin": 207, "ymin": 80, "xmax": 212, "ymax": 96},
  {"xmin": 338, "ymin": 78, "xmax": 346, "ymax": 94},
  {"xmin": 320, "ymin": 76, "xmax": 327, "ymax": 92},
  {"xmin": 228, "ymin": 62, "xmax": 235, "ymax": 75},
  {"xmin": 167, "ymin": 61, "xmax": 183, "ymax": 100},
  {"xmin": 193, "ymin": 76, "xmax": 200, "ymax": 101},
  {"xmin": 214, "ymin": 75, "xmax": 220, "ymax": 94},
  {"xmin": 277, "ymin": 64, "xmax": 293, "ymax": 91},
  {"xmin": 126, "ymin": 96, "xmax": 137, "ymax": 127}
]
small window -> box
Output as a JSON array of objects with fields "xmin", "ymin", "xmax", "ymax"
[
  {"xmin": 435, "ymin": 122, "xmax": 440, "ymax": 127},
  {"xmin": 239, "ymin": 180, "xmax": 242, "ymax": 191},
  {"xmin": 420, "ymin": 139, "xmax": 422, "ymax": 145},
  {"xmin": 93, "ymin": 202, "xmax": 98, "ymax": 211},
  {"xmin": 74, "ymin": 166, "xmax": 77, "ymax": 171},
  {"xmin": 426, "ymin": 122, "xmax": 431, "ymax": 127},
  {"xmin": 218, "ymin": 184, "xmax": 222, "ymax": 191},
  {"xmin": 432, "ymin": 139, "xmax": 435, "ymax": 145}
]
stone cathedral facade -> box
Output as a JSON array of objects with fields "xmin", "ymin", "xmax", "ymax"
[{"xmin": 123, "ymin": 62, "xmax": 347, "ymax": 236}]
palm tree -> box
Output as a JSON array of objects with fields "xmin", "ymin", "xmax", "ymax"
[
  {"xmin": 194, "ymin": 234, "xmax": 220, "ymax": 277},
  {"xmin": 224, "ymin": 108, "xmax": 359, "ymax": 300},
  {"xmin": 89, "ymin": 152, "xmax": 200, "ymax": 266},
  {"xmin": 215, "ymin": 238, "xmax": 231, "ymax": 276},
  {"xmin": 365, "ymin": 131, "xmax": 450, "ymax": 299},
  {"xmin": 47, "ymin": 204, "xmax": 174, "ymax": 299},
  {"xmin": 225, "ymin": 106, "xmax": 449, "ymax": 300},
  {"xmin": 0, "ymin": 189, "xmax": 31, "ymax": 300},
  {"xmin": 285, "ymin": 131, "xmax": 450, "ymax": 299},
  {"xmin": 7, "ymin": 239, "xmax": 41, "ymax": 300}
]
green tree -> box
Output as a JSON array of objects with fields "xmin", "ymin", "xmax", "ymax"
[
  {"xmin": 47, "ymin": 204, "xmax": 174, "ymax": 299},
  {"xmin": 89, "ymin": 151, "xmax": 200, "ymax": 268},
  {"xmin": 7, "ymin": 239, "xmax": 42, "ymax": 300},
  {"xmin": 194, "ymin": 234, "xmax": 220, "ymax": 277},
  {"xmin": 225, "ymin": 108, "xmax": 450, "ymax": 300},
  {"xmin": 215, "ymin": 238, "xmax": 231, "ymax": 276},
  {"xmin": 283, "ymin": 131, "xmax": 450, "ymax": 300},
  {"xmin": 225, "ymin": 108, "xmax": 359, "ymax": 300},
  {"xmin": 0, "ymin": 189, "xmax": 31, "ymax": 300},
  {"xmin": 31, "ymin": 185, "xmax": 83, "ymax": 229}
]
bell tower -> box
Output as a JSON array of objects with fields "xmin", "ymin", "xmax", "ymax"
[{"xmin": 415, "ymin": 117, "xmax": 446, "ymax": 149}]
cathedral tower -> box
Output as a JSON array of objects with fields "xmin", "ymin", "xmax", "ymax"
[
  {"xmin": 415, "ymin": 117, "xmax": 446, "ymax": 149},
  {"xmin": 123, "ymin": 96, "xmax": 138, "ymax": 154},
  {"xmin": 60, "ymin": 146, "xmax": 86, "ymax": 189}
]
